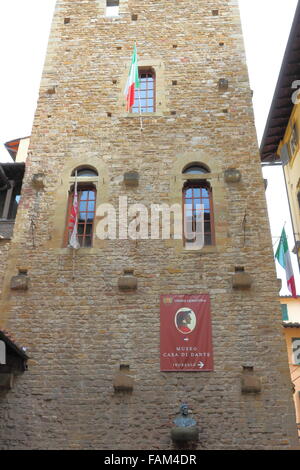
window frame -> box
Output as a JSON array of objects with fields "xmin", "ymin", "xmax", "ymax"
[
  {"xmin": 182, "ymin": 178, "xmax": 215, "ymax": 248},
  {"xmin": 169, "ymin": 152, "xmax": 229, "ymax": 254},
  {"xmin": 131, "ymin": 67, "xmax": 156, "ymax": 114},
  {"xmin": 0, "ymin": 180, "xmax": 21, "ymax": 221},
  {"xmin": 64, "ymin": 168, "xmax": 99, "ymax": 248},
  {"xmin": 289, "ymin": 124, "xmax": 298, "ymax": 158},
  {"xmin": 292, "ymin": 337, "xmax": 300, "ymax": 365}
]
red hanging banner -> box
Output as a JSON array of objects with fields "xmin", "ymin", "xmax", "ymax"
[{"xmin": 160, "ymin": 294, "xmax": 213, "ymax": 372}]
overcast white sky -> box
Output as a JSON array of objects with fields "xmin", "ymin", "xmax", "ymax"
[{"xmin": 0, "ymin": 0, "xmax": 299, "ymax": 293}]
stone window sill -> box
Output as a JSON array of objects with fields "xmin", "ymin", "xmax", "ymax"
[{"xmin": 182, "ymin": 245, "xmax": 218, "ymax": 254}]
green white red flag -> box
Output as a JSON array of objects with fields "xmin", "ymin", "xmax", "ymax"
[
  {"xmin": 275, "ymin": 227, "xmax": 297, "ymax": 297},
  {"xmin": 124, "ymin": 44, "xmax": 140, "ymax": 111}
]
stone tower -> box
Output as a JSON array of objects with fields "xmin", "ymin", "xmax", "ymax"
[{"xmin": 0, "ymin": 0, "xmax": 298, "ymax": 450}]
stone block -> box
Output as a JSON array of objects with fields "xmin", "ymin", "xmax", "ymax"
[
  {"xmin": 10, "ymin": 270, "xmax": 29, "ymax": 291},
  {"xmin": 113, "ymin": 366, "xmax": 134, "ymax": 392},
  {"xmin": 124, "ymin": 172, "xmax": 139, "ymax": 187},
  {"xmin": 241, "ymin": 374, "xmax": 261, "ymax": 394},
  {"xmin": 224, "ymin": 168, "xmax": 241, "ymax": 183},
  {"xmin": 32, "ymin": 173, "xmax": 46, "ymax": 190},
  {"xmin": 118, "ymin": 269, "xmax": 137, "ymax": 291},
  {"xmin": 0, "ymin": 373, "xmax": 14, "ymax": 390},
  {"xmin": 218, "ymin": 78, "xmax": 228, "ymax": 90},
  {"xmin": 171, "ymin": 426, "xmax": 199, "ymax": 444},
  {"xmin": 232, "ymin": 269, "xmax": 252, "ymax": 289}
]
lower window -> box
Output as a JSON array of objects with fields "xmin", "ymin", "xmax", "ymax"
[
  {"xmin": 66, "ymin": 186, "xmax": 96, "ymax": 247},
  {"xmin": 183, "ymin": 180, "xmax": 214, "ymax": 247}
]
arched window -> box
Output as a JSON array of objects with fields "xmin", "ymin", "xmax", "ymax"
[
  {"xmin": 65, "ymin": 167, "xmax": 98, "ymax": 248},
  {"xmin": 182, "ymin": 164, "xmax": 214, "ymax": 247}
]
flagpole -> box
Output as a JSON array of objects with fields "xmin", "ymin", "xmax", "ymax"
[
  {"xmin": 72, "ymin": 170, "xmax": 78, "ymax": 279},
  {"xmin": 134, "ymin": 42, "xmax": 143, "ymax": 132},
  {"xmin": 137, "ymin": 87, "xmax": 143, "ymax": 132}
]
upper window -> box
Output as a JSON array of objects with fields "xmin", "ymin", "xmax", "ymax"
[
  {"xmin": 281, "ymin": 304, "xmax": 288, "ymax": 321},
  {"xmin": 65, "ymin": 167, "xmax": 98, "ymax": 248},
  {"xmin": 131, "ymin": 68, "xmax": 155, "ymax": 113},
  {"xmin": 292, "ymin": 338, "xmax": 300, "ymax": 365},
  {"xmin": 182, "ymin": 164, "xmax": 214, "ymax": 247},
  {"xmin": 0, "ymin": 182, "xmax": 21, "ymax": 221},
  {"xmin": 289, "ymin": 124, "xmax": 298, "ymax": 157},
  {"xmin": 106, "ymin": 0, "xmax": 119, "ymax": 17}
]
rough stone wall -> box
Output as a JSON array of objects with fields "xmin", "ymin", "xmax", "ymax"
[{"xmin": 0, "ymin": 0, "xmax": 299, "ymax": 449}]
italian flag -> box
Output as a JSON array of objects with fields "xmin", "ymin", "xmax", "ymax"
[
  {"xmin": 124, "ymin": 44, "xmax": 140, "ymax": 111},
  {"xmin": 275, "ymin": 227, "xmax": 297, "ymax": 297}
]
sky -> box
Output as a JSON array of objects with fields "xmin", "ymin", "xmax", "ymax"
[{"xmin": 0, "ymin": 0, "xmax": 299, "ymax": 293}]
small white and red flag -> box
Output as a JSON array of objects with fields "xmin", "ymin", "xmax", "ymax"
[
  {"xmin": 68, "ymin": 179, "xmax": 80, "ymax": 250},
  {"xmin": 124, "ymin": 43, "xmax": 140, "ymax": 111}
]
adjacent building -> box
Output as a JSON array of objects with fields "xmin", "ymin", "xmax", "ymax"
[
  {"xmin": 260, "ymin": 1, "xmax": 300, "ymax": 266},
  {"xmin": 280, "ymin": 296, "xmax": 300, "ymax": 437}
]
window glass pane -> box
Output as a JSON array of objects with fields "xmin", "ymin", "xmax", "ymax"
[
  {"xmin": 0, "ymin": 191, "xmax": 6, "ymax": 218},
  {"xmin": 204, "ymin": 221, "xmax": 211, "ymax": 232},
  {"xmin": 87, "ymin": 200, "xmax": 95, "ymax": 212},
  {"xmin": 85, "ymin": 224, "xmax": 93, "ymax": 235},
  {"xmin": 203, "ymin": 198, "xmax": 210, "ymax": 210},
  {"xmin": 84, "ymin": 237, "xmax": 92, "ymax": 247},
  {"xmin": 80, "ymin": 191, "xmax": 87, "ymax": 201},
  {"xmin": 280, "ymin": 304, "xmax": 288, "ymax": 321},
  {"xmin": 292, "ymin": 338, "xmax": 300, "ymax": 365},
  {"xmin": 77, "ymin": 224, "xmax": 85, "ymax": 234},
  {"xmin": 204, "ymin": 233, "xmax": 212, "ymax": 245},
  {"xmin": 8, "ymin": 187, "xmax": 21, "ymax": 220},
  {"xmin": 79, "ymin": 202, "xmax": 87, "ymax": 215},
  {"xmin": 86, "ymin": 213, "xmax": 95, "ymax": 222}
]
